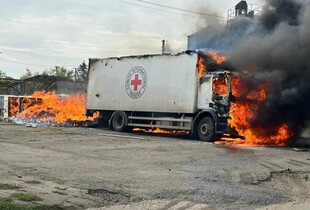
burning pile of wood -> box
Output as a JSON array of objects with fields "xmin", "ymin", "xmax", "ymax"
[{"xmin": 2, "ymin": 91, "xmax": 98, "ymax": 127}]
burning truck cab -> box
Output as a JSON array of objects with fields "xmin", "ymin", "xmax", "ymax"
[
  {"xmin": 86, "ymin": 51, "xmax": 236, "ymax": 141},
  {"xmin": 200, "ymin": 72, "xmax": 232, "ymax": 117},
  {"xmin": 196, "ymin": 68, "xmax": 233, "ymax": 140}
]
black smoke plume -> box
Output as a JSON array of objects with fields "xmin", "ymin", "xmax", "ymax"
[{"xmin": 228, "ymin": 0, "xmax": 310, "ymax": 142}]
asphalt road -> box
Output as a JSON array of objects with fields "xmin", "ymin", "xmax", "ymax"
[{"xmin": 0, "ymin": 122, "xmax": 309, "ymax": 210}]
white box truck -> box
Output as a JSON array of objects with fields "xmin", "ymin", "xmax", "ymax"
[{"xmin": 86, "ymin": 51, "xmax": 234, "ymax": 141}]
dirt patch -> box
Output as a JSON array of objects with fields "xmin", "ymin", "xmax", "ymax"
[
  {"xmin": 259, "ymin": 170, "xmax": 310, "ymax": 201},
  {"xmin": 87, "ymin": 188, "xmax": 141, "ymax": 207}
]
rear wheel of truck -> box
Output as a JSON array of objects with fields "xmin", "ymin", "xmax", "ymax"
[
  {"xmin": 198, "ymin": 116, "xmax": 215, "ymax": 142},
  {"xmin": 112, "ymin": 111, "xmax": 127, "ymax": 132}
]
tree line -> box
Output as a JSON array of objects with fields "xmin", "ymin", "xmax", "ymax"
[
  {"xmin": 0, "ymin": 61, "xmax": 88, "ymax": 95},
  {"xmin": 0, "ymin": 61, "xmax": 87, "ymax": 81}
]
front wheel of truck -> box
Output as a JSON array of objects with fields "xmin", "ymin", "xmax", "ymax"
[{"xmin": 198, "ymin": 116, "xmax": 215, "ymax": 142}]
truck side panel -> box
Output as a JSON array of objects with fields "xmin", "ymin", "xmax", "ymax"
[{"xmin": 86, "ymin": 53, "xmax": 198, "ymax": 114}]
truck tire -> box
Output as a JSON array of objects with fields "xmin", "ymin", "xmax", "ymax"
[
  {"xmin": 112, "ymin": 111, "xmax": 127, "ymax": 132},
  {"xmin": 198, "ymin": 116, "xmax": 215, "ymax": 142}
]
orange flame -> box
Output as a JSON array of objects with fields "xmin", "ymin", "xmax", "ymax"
[
  {"xmin": 219, "ymin": 76, "xmax": 292, "ymax": 146},
  {"xmin": 17, "ymin": 91, "xmax": 97, "ymax": 125},
  {"xmin": 9, "ymin": 97, "xmax": 20, "ymax": 117},
  {"xmin": 133, "ymin": 128, "xmax": 189, "ymax": 135},
  {"xmin": 197, "ymin": 52, "xmax": 228, "ymax": 80},
  {"xmin": 197, "ymin": 57, "xmax": 206, "ymax": 79},
  {"xmin": 213, "ymin": 77, "xmax": 229, "ymax": 96},
  {"xmin": 207, "ymin": 52, "xmax": 228, "ymax": 65}
]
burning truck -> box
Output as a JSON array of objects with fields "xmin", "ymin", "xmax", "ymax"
[{"xmin": 86, "ymin": 51, "xmax": 237, "ymax": 142}]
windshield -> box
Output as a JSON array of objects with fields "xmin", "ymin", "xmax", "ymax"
[{"xmin": 212, "ymin": 77, "xmax": 228, "ymax": 96}]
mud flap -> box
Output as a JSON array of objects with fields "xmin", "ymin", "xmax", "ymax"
[{"xmin": 225, "ymin": 126, "xmax": 245, "ymax": 140}]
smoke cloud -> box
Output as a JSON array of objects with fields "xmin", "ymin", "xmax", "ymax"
[{"xmin": 228, "ymin": 0, "xmax": 310, "ymax": 141}]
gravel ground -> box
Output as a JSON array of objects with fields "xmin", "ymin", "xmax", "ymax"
[{"xmin": 0, "ymin": 122, "xmax": 309, "ymax": 209}]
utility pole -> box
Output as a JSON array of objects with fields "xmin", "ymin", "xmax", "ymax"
[{"xmin": 161, "ymin": 40, "xmax": 166, "ymax": 54}]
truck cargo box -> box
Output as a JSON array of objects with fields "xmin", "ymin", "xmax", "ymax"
[{"xmin": 86, "ymin": 53, "xmax": 198, "ymax": 114}]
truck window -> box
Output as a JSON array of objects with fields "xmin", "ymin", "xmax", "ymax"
[{"xmin": 213, "ymin": 77, "xmax": 228, "ymax": 96}]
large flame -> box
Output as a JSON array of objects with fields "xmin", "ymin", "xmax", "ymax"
[
  {"xmin": 219, "ymin": 76, "xmax": 292, "ymax": 146},
  {"xmin": 199, "ymin": 51, "xmax": 292, "ymax": 146},
  {"xmin": 15, "ymin": 91, "xmax": 97, "ymax": 126}
]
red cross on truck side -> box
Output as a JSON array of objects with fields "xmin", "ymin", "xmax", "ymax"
[{"xmin": 131, "ymin": 74, "xmax": 142, "ymax": 91}]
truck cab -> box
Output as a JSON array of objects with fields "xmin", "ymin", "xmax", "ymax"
[{"xmin": 195, "ymin": 71, "xmax": 232, "ymax": 141}]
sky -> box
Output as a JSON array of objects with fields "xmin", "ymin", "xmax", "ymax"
[{"xmin": 0, "ymin": 0, "xmax": 261, "ymax": 79}]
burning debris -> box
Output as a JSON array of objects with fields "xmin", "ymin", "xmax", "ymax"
[
  {"xmin": 133, "ymin": 128, "xmax": 189, "ymax": 135},
  {"xmin": 10, "ymin": 91, "xmax": 97, "ymax": 127}
]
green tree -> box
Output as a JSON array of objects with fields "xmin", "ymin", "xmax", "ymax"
[
  {"xmin": 20, "ymin": 68, "xmax": 39, "ymax": 80},
  {"xmin": 20, "ymin": 67, "xmax": 75, "ymax": 95},
  {"xmin": 0, "ymin": 70, "xmax": 7, "ymax": 78},
  {"xmin": 19, "ymin": 69, "xmax": 44, "ymax": 94},
  {"xmin": 75, "ymin": 61, "xmax": 88, "ymax": 82},
  {"xmin": 0, "ymin": 70, "xmax": 16, "ymax": 94},
  {"xmin": 44, "ymin": 66, "xmax": 74, "ymax": 80}
]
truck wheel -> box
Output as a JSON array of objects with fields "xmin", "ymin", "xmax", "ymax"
[
  {"xmin": 198, "ymin": 116, "xmax": 215, "ymax": 142},
  {"xmin": 112, "ymin": 111, "xmax": 127, "ymax": 132}
]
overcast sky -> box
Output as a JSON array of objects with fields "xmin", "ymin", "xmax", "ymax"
[{"xmin": 0, "ymin": 0, "xmax": 261, "ymax": 78}]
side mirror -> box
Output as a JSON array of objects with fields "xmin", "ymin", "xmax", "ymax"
[{"xmin": 230, "ymin": 93, "xmax": 236, "ymax": 103}]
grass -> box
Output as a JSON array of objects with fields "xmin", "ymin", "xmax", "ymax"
[
  {"xmin": 0, "ymin": 197, "xmax": 43, "ymax": 210},
  {"xmin": 0, "ymin": 197, "xmax": 66, "ymax": 210},
  {"xmin": 0, "ymin": 197, "xmax": 13, "ymax": 203},
  {"xmin": 0, "ymin": 183, "xmax": 20, "ymax": 190},
  {"xmin": 11, "ymin": 193, "xmax": 42, "ymax": 202},
  {"xmin": 25, "ymin": 180, "xmax": 42, "ymax": 185}
]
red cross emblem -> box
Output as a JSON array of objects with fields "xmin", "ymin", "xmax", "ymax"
[
  {"xmin": 130, "ymin": 74, "xmax": 142, "ymax": 91},
  {"xmin": 125, "ymin": 66, "xmax": 147, "ymax": 99}
]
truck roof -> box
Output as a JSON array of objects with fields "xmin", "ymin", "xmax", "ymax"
[{"xmin": 89, "ymin": 50, "xmax": 197, "ymax": 62}]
